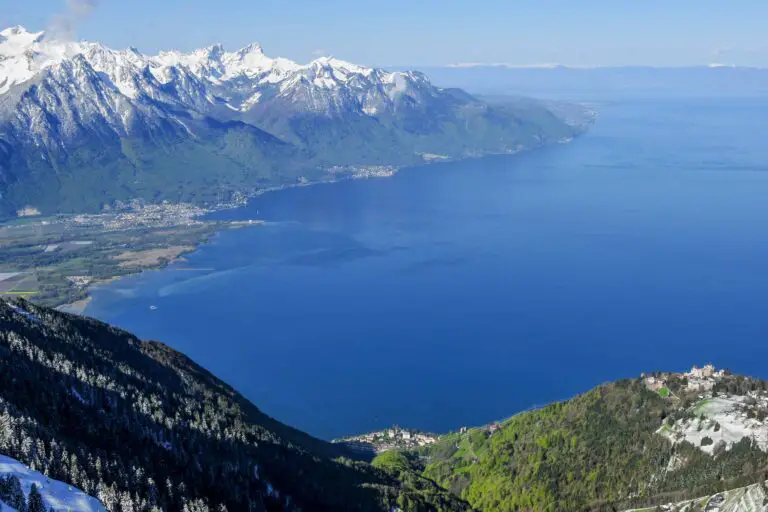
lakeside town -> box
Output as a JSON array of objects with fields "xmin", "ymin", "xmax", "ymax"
[
  {"xmin": 0, "ymin": 200, "xmax": 263, "ymax": 310},
  {"xmin": 8, "ymin": 200, "xmax": 212, "ymax": 234},
  {"xmin": 334, "ymin": 426, "xmax": 440, "ymax": 454},
  {"xmin": 334, "ymin": 419, "xmax": 508, "ymax": 455}
]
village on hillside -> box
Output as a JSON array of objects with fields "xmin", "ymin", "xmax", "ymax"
[
  {"xmin": 642, "ymin": 365, "xmax": 768, "ymax": 457},
  {"xmin": 334, "ymin": 426, "xmax": 440, "ymax": 454},
  {"xmin": 643, "ymin": 364, "xmax": 728, "ymax": 396}
]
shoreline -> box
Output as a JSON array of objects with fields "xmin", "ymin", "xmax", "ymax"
[
  {"xmin": 53, "ymin": 236, "xmax": 230, "ymax": 316},
  {"xmin": 200, "ymin": 136, "xmax": 584, "ymax": 218},
  {"xmin": 47, "ymin": 139, "xmax": 586, "ymax": 316},
  {"xmin": 56, "ymin": 295, "xmax": 93, "ymax": 315}
]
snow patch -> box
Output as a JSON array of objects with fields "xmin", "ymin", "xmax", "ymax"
[
  {"xmin": 0, "ymin": 454, "xmax": 106, "ymax": 511},
  {"xmin": 5, "ymin": 302, "xmax": 43, "ymax": 325},
  {"xmin": 240, "ymin": 91, "xmax": 262, "ymax": 110},
  {"xmin": 660, "ymin": 395, "xmax": 768, "ymax": 455},
  {"xmin": 70, "ymin": 386, "xmax": 87, "ymax": 404}
]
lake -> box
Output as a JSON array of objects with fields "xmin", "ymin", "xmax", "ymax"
[{"xmin": 86, "ymin": 98, "xmax": 768, "ymax": 440}]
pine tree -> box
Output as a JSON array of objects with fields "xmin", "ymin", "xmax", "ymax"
[
  {"xmin": 0, "ymin": 476, "xmax": 9, "ymax": 505},
  {"xmin": 28, "ymin": 483, "xmax": 47, "ymax": 512},
  {"xmin": 2, "ymin": 475, "xmax": 28, "ymax": 511}
]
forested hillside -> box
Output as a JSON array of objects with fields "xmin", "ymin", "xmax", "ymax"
[
  {"xmin": 399, "ymin": 375, "xmax": 768, "ymax": 511},
  {"xmin": 0, "ymin": 299, "xmax": 467, "ymax": 511}
]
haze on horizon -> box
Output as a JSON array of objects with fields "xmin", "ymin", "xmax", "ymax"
[{"xmin": 2, "ymin": 0, "xmax": 767, "ymax": 69}]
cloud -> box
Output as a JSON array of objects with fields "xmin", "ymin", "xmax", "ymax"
[
  {"xmin": 47, "ymin": 0, "xmax": 100, "ymax": 41},
  {"xmin": 68, "ymin": 0, "xmax": 99, "ymax": 17},
  {"xmin": 311, "ymin": 49, "xmax": 328, "ymax": 57}
]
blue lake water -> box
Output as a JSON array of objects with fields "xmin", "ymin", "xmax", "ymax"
[{"xmin": 87, "ymin": 98, "xmax": 768, "ymax": 439}]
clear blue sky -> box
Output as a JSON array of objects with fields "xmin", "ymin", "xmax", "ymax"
[{"xmin": 3, "ymin": 0, "xmax": 768, "ymax": 67}]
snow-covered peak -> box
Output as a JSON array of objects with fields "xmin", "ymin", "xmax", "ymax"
[
  {"xmin": 156, "ymin": 44, "xmax": 224, "ymax": 68},
  {"xmin": 235, "ymin": 42, "xmax": 264, "ymax": 57},
  {"xmin": 153, "ymin": 41, "xmax": 305, "ymax": 84},
  {"xmin": 164, "ymin": 44, "xmax": 382, "ymax": 82},
  {"xmin": 220, "ymin": 42, "xmax": 300, "ymax": 80},
  {"xmin": 0, "ymin": 27, "xmax": 167, "ymax": 98},
  {"xmin": 153, "ymin": 44, "xmax": 229, "ymax": 82},
  {"xmin": 0, "ymin": 26, "xmax": 46, "ymax": 56},
  {"xmin": 0, "ymin": 25, "xmax": 39, "ymax": 40},
  {"xmin": 203, "ymin": 43, "xmax": 226, "ymax": 57},
  {"xmin": 0, "ymin": 27, "xmax": 88, "ymax": 93},
  {"xmin": 0, "ymin": 26, "xmax": 76, "ymax": 59},
  {"xmin": 310, "ymin": 56, "xmax": 371, "ymax": 76},
  {"xmin": 1, "ymin": 25, "xmax": 439, "ymax": 125},
  {"xmin": 1, "ymin": 26, "xmax": 413, "ymax": 100}
]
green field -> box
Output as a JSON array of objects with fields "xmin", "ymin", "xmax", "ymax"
[{"xmin": 0, "ymin": 217, "xmax": 233, "ymax": 308}]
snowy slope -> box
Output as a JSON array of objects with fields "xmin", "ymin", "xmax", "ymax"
[
  {"xmin": 1, "ymin": 25, "xmax": 437, "ymax": 121},
  {"xmin": 0, "ymin": 454, "xmax": 106, "ymax": 511},
  {"xmin": 659, "ymin": 394, "xmax": 768, "ymax": 455},
  {"xmin": 625, "ymin": 479, "xmax": 768, "ymax": 512},
  {"xmin": 150, "ymin": 42, "xmax": 433, "ymax": 115}
]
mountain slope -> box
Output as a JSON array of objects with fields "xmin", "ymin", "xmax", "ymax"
[
  {"xmin": 395, "ymin": 369, "xmax": 768, "ymax": 511},
  {"xmin": 625, "ymin": 479, "xmax": 768, "ymax": 512},
  {"xmin": 0, "ymin": 26, "xmax": 584, "ymax": 217},
  {"xmin": 0, "ymin": 454, "xmax": 105, "ymax": 511},
  {"xmin": 0, "ymin": 299, "xmax": 468, "ymax": 511}
]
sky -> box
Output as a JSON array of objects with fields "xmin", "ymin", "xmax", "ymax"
[{"xmin": 2, "ymin": 0, "xmax": 768, "ymax": 67}]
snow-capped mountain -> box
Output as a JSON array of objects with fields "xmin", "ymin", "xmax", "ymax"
[
  {"xmin": 0, "ymin": 26, "xmax": 580, "ymax": 215},
  {"xmin": 1, "ymin": 25, "xmax": 435, "ymax": 122},
  {"xmin": 152, "ymin": 41, "xmax": 437, "ymax": 117},
  {"xmin": 1, "ymin": 27, "xmax": 205, "ymax": 149}
]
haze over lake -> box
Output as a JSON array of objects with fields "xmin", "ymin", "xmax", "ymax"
[{"xmin": 87, "ymin": 98, "xmax": 768, "ymax": 440}]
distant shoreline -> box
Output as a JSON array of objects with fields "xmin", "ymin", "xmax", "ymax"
[
  {"xmin": 56, "ymin": 296, "xmax": 92, "ymax": 315},
  {"xmin": 53, "ymin": 235, "xmax": 245, "ymax": 316},
  {"xmin": 47, "ymin": 139, "xmax": 587, "ymax": 316}
]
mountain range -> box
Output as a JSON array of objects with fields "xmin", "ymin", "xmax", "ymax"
[{"xmin": 0, "ymin": 26, "xmax": 582, "ymax": 217}]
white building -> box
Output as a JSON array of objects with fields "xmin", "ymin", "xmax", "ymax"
[{"xmin": 689, "ymin": 364, "xmax": 716, "ymax": 379}]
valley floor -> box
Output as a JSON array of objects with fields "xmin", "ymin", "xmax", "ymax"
[{"xmin": 0, "ymin": 201, "xmax": 262, "ymax": 309}]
